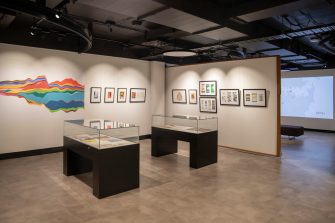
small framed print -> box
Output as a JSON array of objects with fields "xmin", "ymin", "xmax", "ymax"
[
  {"xmin": 104, "ymin": 87, "xmax": 115, "ymax": 103},
  {"xmin": 130, "ymin": 88, "xmax": 146, "ymax": 103},
  {"xmin": 172, "ymin": 89, "xmax": 187, "ymax": 104},
  {"xmin": 199, "ymin": 97, "xmax": 217, "ymax": 113},
  {"xmin": 117, "ymin": 88, "xmax": 127, "ymax": 103},
  {"xmin": 243, "ymin": 89, "xmax": 267, "ymax": 107},
  {"xmin": 90, "ymin": 120, "xmax": 101, "ymax": 129},
  {"xmin": 199, "ymin": 81, "xmax": 217, "ymax": 96},
  {"xmin": 220, "ymin": 89, "xmax": 240, "ymax": 106},
  {"xmin": 188, "ymin": 89, "xmax": 197, "ymax": 104},
  {"xmin": 104, "ymin": 120, "xmax": 114, "ymax": 129},
  {"xmin": 90, "ymin": 87, "xmax": 101, "ymax": 103}
]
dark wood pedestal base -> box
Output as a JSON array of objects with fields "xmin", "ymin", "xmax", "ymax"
[
  {"xmin": 151, "ymin": 127, "xmax": 218, "ymax": 169},
  {"xmin": 63, "ymin": 137, "xmax": 139, "ymax": 199}
]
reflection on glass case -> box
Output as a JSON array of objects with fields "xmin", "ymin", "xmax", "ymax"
[
  {"xmin": 64, "ymin": 119, "xmax": 139, "ymax": 149},
  {"xmin": 152, "ymin": 115, "xmax": 218, "ymax": 134}
]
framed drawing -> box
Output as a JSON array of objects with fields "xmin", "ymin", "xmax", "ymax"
[
  {"xmin": 130, "ymin": 88, "xmax": 146, "ymax": 103},
  {"xmin": 188, "ymin": 89, "xmax": 197, "ymax": 104},
  {"xmin": 172, "ymin": 89, "xmax": 187, "ymax": 104},
  {"xmin": 90, "ymin": 87, "xmax": 101, "ymax": 103},
  {"xmin": 199, "ymin": 80, "xmax": 217, "ymax": 96},
  {"xmin": 243, "ymin": 89, "xmax": 267, "ymax": 107},
  {"xmin": 90, "ymin": 120, "xmax": 101, "ymax": 129},
  {"xmin": 104, "ymin": 120, "xmax": 114, "ymax": 129},
  {"xmin": 220, "ymin": 89, "xmax": 240, "ymax": 106},
  {"xmin": 104, "ymin": 87, "xmax": 115, "ymax": 103},
  {"xmin": 117, "ymin": 88, "xmax": 127, "ymax": 103},
  {"xmin": 199, "ymin": 97, "xmax": 217, "ymax": 113}
]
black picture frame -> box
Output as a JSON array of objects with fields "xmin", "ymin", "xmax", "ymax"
[
  {"xmin": 199, "ymin": 97, "xmax": 217, "ymax": 113},
  {"xmin": 89, "ymin": 120, "xmax": 101, "ymax": 129},
  {"xmin": 199, "ymin": 80, "xmax": 217, "ymax": 96},
  {"xmin": 117, "ymin": 88, "xmax": 127, "ymax": 103},
  {"xmin": 172, "ymin": 89, "xmax": 187, "ymax": 104},
  {"xmin": 129, "ymin": 88, "xmax": 146, "ymax": 103},
  {"xmin": 188, "ymin": 89, "xmax": 198, "ymax": 104},
  {"xmin": 104, "ymin": 87, "xmax": 115, "ymax": 103},
  {"xmin": 219, "ymin": 89, "xmax": 240, "ymax": 106},
  {"xmin": 243, "ymin": 89, "xmax": 267, "ymax": 107},
  {"xmin": 90, "ymin": 87, "xmax": 101, "ymax": 103}
]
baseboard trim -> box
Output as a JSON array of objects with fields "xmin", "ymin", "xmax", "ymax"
[
  {"xmin": 218, "ymin": 145, "xmax": 279, "ymax": 157},
  {"xmin": 304, "ymin": 128, "xmax": 335, "ymax": 133},
  {"xmin": 1, "ymin": 134, "xmax": 152, "ymax": 160},
  {"xmin": 0, "ymin": 147, "xmax": 63, "ymax": 160},
  {"xmin": 139, "ymin": 134, "xmax": 151, "ymax": 140}
]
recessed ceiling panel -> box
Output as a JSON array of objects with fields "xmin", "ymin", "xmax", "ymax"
[
  {"xmin": 79, "ymin": 0, "xmax": 164, "ymax": 18},
  {"xmin": 263, "ymin": 49, "xmax": 296, "ymax": 57},
  {"xmin": 198, "ymin": 27, "xmax": 247, "ymax": 41},
  {"xmin": 237, "ymin": 0, "xmax": 321, "ymax": 22},
  {"xmin": 180, "ymin": 35, "xmax": 218, "ymax": 45},
  {"xmin": 281, "ymin": 55, "xmax": 307, "ymax": 61},
  {"xmin": 292, "ymin": 59, "xmax": 320, "ymax": 64},
  {"xmin": 145, "ymin": 8, "xmax": 219, "ymax": 33},
  {"xmin": 239, "ymin": 42, "xmax": 278, "ymax": 52}
]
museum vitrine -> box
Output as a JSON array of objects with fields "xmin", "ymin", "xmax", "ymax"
[
  {"xmin": 151, "ymin": 115, "xmax": 218, "ymax": 169},
  {"xmin": 63, "ymin": 119, "xmax": 140, "ymax": 198},
  {"xmin": 63, "ymin": 119, "xmax": 139, "ymax": 149},
  {"xmin": 152, "ymin": 114, "xmax": 218, "ymax": 134}
]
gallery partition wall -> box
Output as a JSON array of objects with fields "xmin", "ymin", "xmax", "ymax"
[
  {"xmin": 166, "ymin": 57, "xmax": 281, "ymax": 156},
  {"xmin": 0, "ymin": 43, "xmax": 165, "ymax": 155}
]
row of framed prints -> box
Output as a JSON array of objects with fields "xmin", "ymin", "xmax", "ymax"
[
  {"xmin": 172, "ymin": 88, "xmax": 267, "ymax": 113},
  {"xmin": 90, "ymin": 87, "xmax": 146, "ymax": 103},
  {"xmin": 172, "ymin": 89, "xmax": 266, "ymax": 107}
]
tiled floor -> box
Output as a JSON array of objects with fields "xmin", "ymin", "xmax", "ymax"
[{"xmin": 0, "ymin": 131, "xmax": 335, "ymax": 223}]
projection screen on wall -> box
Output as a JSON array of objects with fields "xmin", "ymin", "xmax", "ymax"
[{"xmin": 281, "ymin": 76, "xmax": 334, "ymax": 119}]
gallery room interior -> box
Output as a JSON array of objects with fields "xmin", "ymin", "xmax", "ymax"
[{"xmin": 0, "ymin": 0, "xmax": 334, "ymax": 222}]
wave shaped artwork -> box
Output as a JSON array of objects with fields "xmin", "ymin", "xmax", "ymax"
[{"xmin": 0, "ymin": 75, "xmax": 84, "ymax": 112}]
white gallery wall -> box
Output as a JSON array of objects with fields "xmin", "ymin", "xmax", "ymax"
[
  {"xmin": 281, "ymin": 69, "xmax": 335, "ymax": 131},
  {"xmin": 166, "ymin": 57, "xmax": 280, "ymax": 156},
  {"xmin": 0, "ymin": 43, "xmax": 164, "ymax": 154}
]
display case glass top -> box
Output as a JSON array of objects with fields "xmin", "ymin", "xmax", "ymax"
[
  {"xmin": 64, "ymin": 119, "xmax": 139, "ymax": 149},
  {"xmin": 152, "ymin": 115, "xmax": 218, "ymax": 134}
]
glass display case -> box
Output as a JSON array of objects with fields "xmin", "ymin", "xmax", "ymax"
[
  {"xmin": 64, "ymin": 119, "xmax": 139, "ymax": 149},
  {"xmin": 152, "ymin": 115, "xmax": 218, "ymax": 134}
]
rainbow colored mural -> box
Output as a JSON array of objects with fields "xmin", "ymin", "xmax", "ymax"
[{"xmin": 0, "ymin": 75, "xmax": 84, "ymax": 112}]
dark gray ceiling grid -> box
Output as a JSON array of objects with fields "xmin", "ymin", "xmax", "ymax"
[{"xmin": 0, "ymin": 0, "xmax": 334, "ymax": 70}]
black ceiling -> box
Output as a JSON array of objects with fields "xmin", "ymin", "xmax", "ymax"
[{"xmin": 1, "ymin": 0, "xmax": 335, "ymax": 70}]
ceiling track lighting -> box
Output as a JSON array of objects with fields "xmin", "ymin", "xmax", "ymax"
[{"xmin": 0, "ymin": 0, "xmax": 92, "ymax": 53}]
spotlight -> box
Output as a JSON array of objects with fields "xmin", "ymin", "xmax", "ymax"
[
  {"xmin": 30, "ymin": 30, "xmax": 35, "ymax": 36},
  {"xmin": 55, "ymin": 13, "xmax": 60, "ymax": 19}
]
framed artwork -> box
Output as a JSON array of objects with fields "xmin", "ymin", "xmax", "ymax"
[
  {"xmin": 199, "ymin": 97, "xmax": 217, "ymax": 113},
  {"xmin": 104, "ymin": 120, "xmax": 114, "ymax": 129},
  {"xmin": 104, "ymin": 87, "xmax": 115, "ymax": 103},
  {"xmin": 117, "ymin": 88, "xmax": 127, "ymax": 103},
  {"xmin": 243, "ymin": 89, "xmax": 267, "ymax": 107},
  {"xmin": 90, "ymin": 87, "xmax": 101, "ymax": 103},
  {"xmin": 172, "ymin": 89, "xmax": 187, "ymax": 104},
  {"xmin": 220, "ymin": 89, "xmax": 240, "ymax": 106},
  {"xmin": 199, "ymin": 81, "xmax": 217, "ymax": 96},
  {"xmin": 188, "ymin": 89, "xmax": 197, "ymax": 104},
  {"xmin": 90, "ymin": 120, "xmax": 101, "ymax": 129},
  {"xmin": 130, "ymin": 88, "xmax": 146, "ymax": 103}
]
